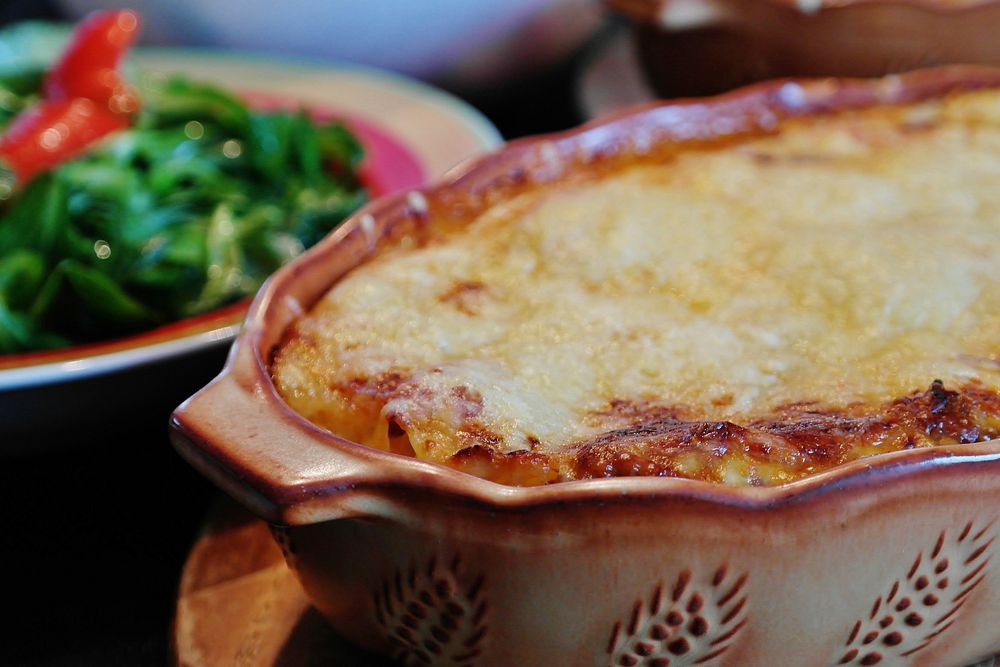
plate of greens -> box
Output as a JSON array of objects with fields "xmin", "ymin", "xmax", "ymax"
[
  {"xmin": 0, "ymin": 12, "xmax": 501, "ymax": 395},
  {"xmin": 0, "ymin": 12, "xmax": 500, "ymax": 450}
]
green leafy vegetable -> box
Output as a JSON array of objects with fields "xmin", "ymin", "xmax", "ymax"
[{"xmin": 0, "ymin": 23, "xmax": 368, "ymax": 354}]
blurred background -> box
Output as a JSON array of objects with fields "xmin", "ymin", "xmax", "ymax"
[
  {"xmin": 10, "ymin": 0, "xmax": 1000, "ymax": 130},
  {"xmin": 0, "ymin": 0, "xmax": 609, "ymax": 137}
]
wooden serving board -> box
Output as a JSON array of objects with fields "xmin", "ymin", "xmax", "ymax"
[
  {"xmin": 173, "ymin": 496, "xmax": 393, "ymax": 667},
  {"xmin": 173, "ymin": 496, "xmax": 998, "ymax": 667}
]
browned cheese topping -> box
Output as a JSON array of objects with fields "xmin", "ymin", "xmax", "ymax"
[{"xmin": 272, "ymin": 88, "xmax": 1000, "ymax": 486}]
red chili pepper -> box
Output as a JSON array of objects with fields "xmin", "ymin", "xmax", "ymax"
[
  {"xmin": 0, "ymin": 99, "xmax": 130, "ymax": 184},
  {"xmin": 0, "ymin": 9, "xmax": 141, "ymax": 185},
  {"xmin": 44, "ymin": 9, "xmax": 142, "ymax": 111}
]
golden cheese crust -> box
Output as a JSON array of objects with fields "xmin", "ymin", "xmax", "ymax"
[{"xmin": 272, "ymin": 86, "xmax": 1000, "ymax": 486}]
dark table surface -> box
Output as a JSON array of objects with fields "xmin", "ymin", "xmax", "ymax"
[{"xmin": 0, "ymin": 4, "xmax": 603, "ymax": 666}]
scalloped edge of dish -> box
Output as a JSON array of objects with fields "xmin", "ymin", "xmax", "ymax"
[{"xmin": 173, "ymin": 64, "xmax": 1000, "ymax": 525}]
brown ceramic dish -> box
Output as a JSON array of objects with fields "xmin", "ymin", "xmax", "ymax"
[
  {"xmin": 609, "ymin": 0, "xmax": 1000, "ymax": 98},
  {"xmin": 172, "ymin": 67, "xmax": 1000, "ymax": 666}
]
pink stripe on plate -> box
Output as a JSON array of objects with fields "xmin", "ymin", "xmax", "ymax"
[{"xmin": 240, "ymin": 90, "xmax": 426, "ymax": 195}]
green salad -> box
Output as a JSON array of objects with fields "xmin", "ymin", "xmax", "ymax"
[{"xmin": 0, "ymin": 19, "xmax": 367, "ymax": 354}]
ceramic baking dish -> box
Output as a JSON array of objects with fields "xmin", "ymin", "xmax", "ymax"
[
  {"xmin": 171, "ymin": 67, "xmax": 1000, "ymax": 666},
  {"xmin": 609, "ymin": 0, "xmax": 1000, "ymax": 98}
]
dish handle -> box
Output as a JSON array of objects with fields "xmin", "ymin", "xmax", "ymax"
[{"xmin": 169, "ymin": 336, "xmax": 391, "ymax": 526}]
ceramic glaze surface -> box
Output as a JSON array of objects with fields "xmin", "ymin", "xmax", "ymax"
[
  {"xmin": 606, "ymin": 567, "xmax": 748, "ymax": 667},
  {"xmin": 832, "ymin": 520, "xmax": 995, "ymax": 667},
  {"xmin": 373, "ymin": 556, "xmax": 488, "ymax": 667}
]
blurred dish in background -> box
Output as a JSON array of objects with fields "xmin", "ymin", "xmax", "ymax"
[
  {"xmin": 0, "ymin": 48, "xmax": 501, "ymax": 453},
  {"xmin": 576, "ymin": 23, "xmax": 655, "ymax": 119},
  {"xmin": 608, "ymin": 0, "xmax": 1000, "ymax": 98},
  {"xmin": 59, "ymin": 0, "xmax": 605, "ymax": 92}
]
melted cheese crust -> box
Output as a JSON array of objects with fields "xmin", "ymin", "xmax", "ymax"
[{"xmin": 273, "ymin": 89, "xmax": 1000, "ymax": 486}]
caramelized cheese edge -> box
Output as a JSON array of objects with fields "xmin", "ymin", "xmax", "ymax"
[{"xmin": 272, "ymin": 89, "xmax": 1000, "ymax": 486}]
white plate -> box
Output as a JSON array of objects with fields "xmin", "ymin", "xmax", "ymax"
[{"xmin": 0, "ymin": 49, "xmax": 501, "ymax": 393}]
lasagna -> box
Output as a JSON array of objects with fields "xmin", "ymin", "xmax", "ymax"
[{"xmin": 272, "ymin": 86, "xmax": 1000, "ymax": 486}]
